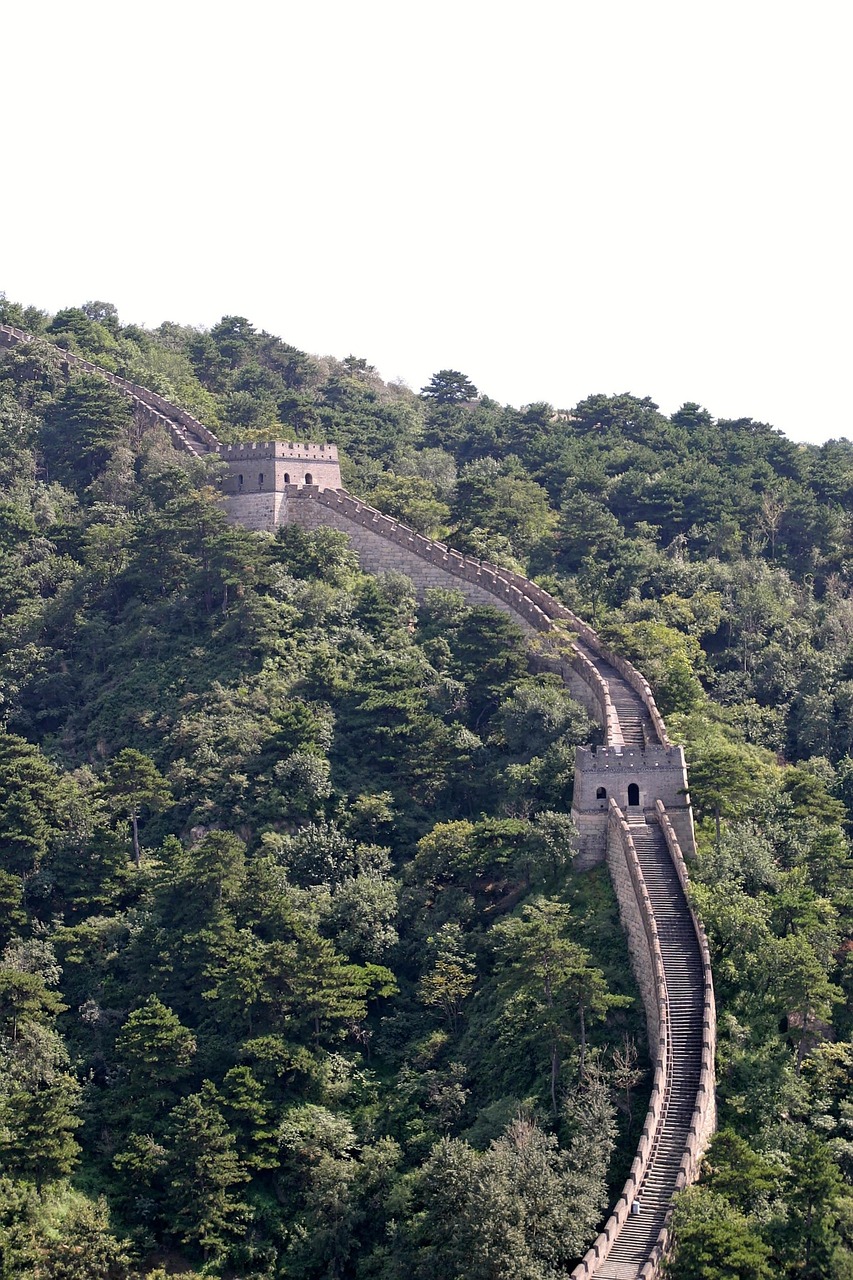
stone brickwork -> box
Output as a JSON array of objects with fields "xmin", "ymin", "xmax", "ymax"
[
  {"xmin": 285, "ymin": 489, "xmax": 542, "ymax": 625},
  {"xmin": 569, "ymin": 802, "xmax": 671, "ymax": 1279},
  {"xmin": 572, "ymin": 744, "xmax": 696, "ymax": 865}
]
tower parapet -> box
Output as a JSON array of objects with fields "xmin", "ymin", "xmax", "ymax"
[
  {"xmin": 218, "ymin": 440, "xmax": 342, "ymax": 530},
  {"xmin": 572, "ymin": 744, "xmax": 695, "ymax": 865}
]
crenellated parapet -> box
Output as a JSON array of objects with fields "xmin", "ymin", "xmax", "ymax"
[{"xmin": 572, "ymin": 744, "xmax": 696, "ymax": 865}]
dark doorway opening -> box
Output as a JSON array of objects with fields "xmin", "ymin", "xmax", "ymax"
[{"xmin": 627, "ymin": 783, "xmax": 640, "ymax": 807}]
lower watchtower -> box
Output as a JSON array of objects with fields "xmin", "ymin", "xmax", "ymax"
[
  {"xmin": 572, "ymin": 744, "xmax": 695, "ymax": 867},
  {"xmin": 219, "ymin": 441, "xmax": 342, "ymax": 531}
]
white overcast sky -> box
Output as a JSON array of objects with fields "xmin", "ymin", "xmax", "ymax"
[{"xmin": 2, "ymin": 0, "xmax": 851, "ymax": 443}]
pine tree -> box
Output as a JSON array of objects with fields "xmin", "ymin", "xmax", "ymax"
[
  {"xmin": 166, "ymin": 1082, "xmax": 248, "ymax": 1261},
  {"xmin": 102, "ymin": 749, "xmax": 172, "ymax": 867}
]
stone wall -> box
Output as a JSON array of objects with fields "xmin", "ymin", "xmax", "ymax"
[
  {"xmin": 285, "ymin": 489, "xmax": 550, "ymax": 628},
  {"xmin": 571, "ymin": 801, "xmax": 671, "ymax": 1279},
  {"xmin": 572, "ymin": 744, "xmax": 696, "ymax": 863},
  {"xmin": 221, "ymin": 490, "xmax": 288, "ymax": 532},
  {"xmin": 655, "ymin": 800, "xmax": 717, "ymax": 1168}
]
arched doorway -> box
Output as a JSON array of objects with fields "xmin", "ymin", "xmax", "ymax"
[
  {"xmin": 304, "ymin": 472, "xmax": 314, "ymax": 485},
  {"xmin": 627, "ymin": 782, "xmax": 640, "ymax": 807},
  {"xmin": 596, "ymin": 786, "xmax": 607, "ymax": 800}
]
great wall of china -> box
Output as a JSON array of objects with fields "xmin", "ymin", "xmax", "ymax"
[{"xmin": 0, "ymin": 323, "xmax": 717, "ymax": 1279}]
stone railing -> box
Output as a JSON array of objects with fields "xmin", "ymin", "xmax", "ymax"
[
  {"xmin": 570, "ymin": 800, "xmax": 672, "ymax": 1280},
  {"xmin": 655, "ymin": 799, "xmax": 717, "ymax": 1183},
  {"xmin": 312, "ymin": 489, "xmax": 667, "ymax": 743}
]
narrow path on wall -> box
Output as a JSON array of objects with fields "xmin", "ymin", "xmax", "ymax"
[
  {"xmin": 575, "ymin": 642, "xmax": 658, "ymax": 747},
  {"xmin": 574, "ymin": 646, "xmax": 705, "ymax": 1278},
  {"xmin": 599, "ymin": 819, "xmax": 705, "ymax": 1279}
]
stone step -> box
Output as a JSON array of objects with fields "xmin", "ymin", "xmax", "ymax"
[{"xmin": 573, "ymin": 660, "xmax": 707, "ymax": 1275}]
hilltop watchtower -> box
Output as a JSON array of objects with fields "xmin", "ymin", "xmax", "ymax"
[
  {"xmin": 219, "ymin": 440, "xmax": 342, "ymax": 531},
  {"xmin": 572, "ymin": 743, "xmax": 696, "ymax": 864}
]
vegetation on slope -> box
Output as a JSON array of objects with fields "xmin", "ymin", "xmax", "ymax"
[{"xmin": 0, "ymin": 294, "xmax": 852, "ymax": 1277}]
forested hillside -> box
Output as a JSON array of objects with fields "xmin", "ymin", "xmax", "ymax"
[{"xmin": 0, "ymin": 295, "xmax": 851, "ymax": 1279}]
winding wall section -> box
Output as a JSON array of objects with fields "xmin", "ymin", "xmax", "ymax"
[{"xmin": 0, "ymin": 322, "xmax": 716, "ymax": 1278}]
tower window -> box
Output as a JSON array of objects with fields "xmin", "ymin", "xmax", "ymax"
[
  {"xmin": 284, "ymin": 473, "xmax": 291, "ymax": 484},
  {"xmin": 304, "ymin": 472, "xmax": 314, "ymax": 485},
  {"xmin": 259, "ymin": 472, "xmax": 264, "ymax": 487},
  {"xmin": 238, "ymin": 474, "xmax": 244, "ymax": 486},
  {"xmin": 596, "ymin": 786, "xmax": 607, "ymax": 800}
]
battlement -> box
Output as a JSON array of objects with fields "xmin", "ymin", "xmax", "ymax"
[
  {"xmin": 574, "ymin": 744, "xmax": 688, "ymax": 771},
  {"xmin": 572, "ymin": 743, "xmax": 695, "ymax": 865},
  {"xmin": 218, "ymin": 441, "xmax": 339, "ymax": 461}
]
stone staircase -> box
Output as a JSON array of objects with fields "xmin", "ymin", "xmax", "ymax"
[
  {"xmin": 594, "ymin": 817, "xmax": 705, "ymax": 1279},
  {"xmin": 607, "ymin": 676, "xmax": 656, "ymax": 748},
  {"xmin": 579, "ymin": 645, "xmax": 657, "ymax": 747}
]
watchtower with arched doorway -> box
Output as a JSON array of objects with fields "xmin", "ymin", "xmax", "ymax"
[
  {"xmin": 571, "ymin": 744, "xmax": 694, "ymax": 867},
  {"xmin": 220, "ymin": 441, "xmax": 343, "ymax": 531}
]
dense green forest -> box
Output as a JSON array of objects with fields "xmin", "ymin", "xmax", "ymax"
[{"xmin": 0, "ymin": 295, "xmax": 851, "ymax": 1279}]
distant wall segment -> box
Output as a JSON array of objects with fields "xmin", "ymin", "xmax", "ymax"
[{"xmin": 0, "ymin": 323, "xmax": 675, "ymax": 750}]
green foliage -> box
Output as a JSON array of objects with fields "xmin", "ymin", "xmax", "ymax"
[
  {"xmin": 366, "ymin": 473, "xmax": 450, "ymax": 537},
  {"xmin": 402, "ymin": 1109, "xmax": 612, "ymax": 1278},
  {"xmin": 451, "ymin": 458, "xmax": 555, "ymax": 562},
  {"xmin": 2, "ymin": 295, "xmax": 853, "ymax": 1274},
  {"xmin": 0, "ymin": 1182, "xmax": 132, "ymax": 1280},
  {"xmin": 490, "ymin": 897, "xmax": 627, "ymax": 1107},
  {"xmin": 417, "ymin": 924, "xmax": 477, "ymax": 1034},
  {"xmin": 166, "ymin": 1081, "xmax": 248, "ymax": 1259},
  {"xmin": 102, "ymin": 748, "xmax": 172, "ymax": 865},
  {"xmin": 41, "ymin": 375, "xmax": 131, "ymax": 491},
  {"xmin": 0, "ymin": 732, "xmax": 68, "ymax": 878},
  {"xmin": 113, "ymin": 996, "xmax": 196, "ymax": 1126},
  {"xmin": 666, "ymin": 1185, "xmax": 772, "ymax": 1280},
  {"xmin": 601, "ymin": 618, "xmax": 706, "ymax": 715},
  {"xmin": 420, "ymin": 370, "xmax": 478, "ymax": 404}
]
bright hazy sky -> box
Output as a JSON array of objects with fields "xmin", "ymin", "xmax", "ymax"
[{"xmin": 3, "ymin": 1, "xmax": 851, "ymax": 444}]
